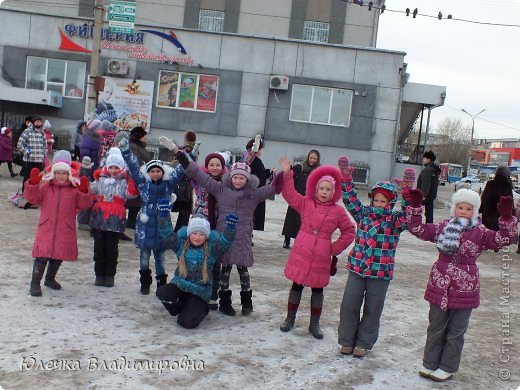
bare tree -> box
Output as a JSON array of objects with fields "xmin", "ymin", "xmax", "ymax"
[{"xmin": 429, "ymin": 118, "xmax": 472, "ymax": 166}]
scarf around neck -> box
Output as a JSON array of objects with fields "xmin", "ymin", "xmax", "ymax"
[{"xmin": 436, "ymin": 217, "xmax": 473, "ymax": 255}]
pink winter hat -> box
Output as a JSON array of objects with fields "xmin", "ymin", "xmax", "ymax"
[{"xmin": 316, "ymin": 175, "xmax": 336, "ymax": 197}]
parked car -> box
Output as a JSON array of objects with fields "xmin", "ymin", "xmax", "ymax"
[{"xmin": 454, "ymin": 176, "xmax": 484, "ymax": 192}]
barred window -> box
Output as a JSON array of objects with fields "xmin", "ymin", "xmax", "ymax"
[
  {"xmin": 199, "ymin": 9, "xmax": 225, "ymax": 32},
  {"xmin": 303, "ymin": 20, "xmax": 329, "ymax": 43}
]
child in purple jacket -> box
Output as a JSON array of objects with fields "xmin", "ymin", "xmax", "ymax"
[{"xmin": 404, "ymin": 188, "xmax": 517, "ymax": 382}]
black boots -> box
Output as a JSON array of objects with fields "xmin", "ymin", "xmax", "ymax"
[
  {"xmin": 139, "ymin": 269, "xmax": 153, "ymax": 295},
  {"xmin": 218, "ymin": 290, "xmax": 236, "ymax": 316},
  {"xmin": 30, "ymin": 261, "xmax": 47, "ymax": 296},
  {"xmin": 308, "ymin": 291, "xmax": 324, "ymax": 339},
  {"xmin": 95, "ymin": 276, "xmax": 105, "ymax": 286},
  {"xmin": 104, "ymin": 276, "xmax": 115, "ymax": 287},
  {"xmin": 156, "ymin": 274, "xmax": 168, "ymax": 289},
  {"xmin": 44, "ymin": 260, "xmax": 62, "ymax": 290},
  {"xmin": 240, "ymin": 290, "xmax": 253, "ymax": 316},
  {"xmin": 280, "ymin": 288, "xmax": 303, "ymax": 332},
  {"xmin": 30, "ymin": 260, "xmax": 63, "ymax": 296}
]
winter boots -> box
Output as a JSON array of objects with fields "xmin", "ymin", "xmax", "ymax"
[
  {"xmin": 95, "ymin": 276, "xmax": 106, "ymax": 286},
  {"xmin": 156, "ymin": 274, "xmax": 168, "ymax": 289},
  {"xmin": 139, "ymin": 269, "xmax": 153, "ymax": 295},
  {"xmin": 104, "ymin": 276, "xmax": 115, "ymax": 287},
  {"xmin": 30, "ymin": 261, "xmax": 47, "ymax": 297},
  {"xmin": 280, "ymin": 288, "xmax": 303, "ymax": 332},
  {"xmin": 308, "ymin": 291, "xmax": 324, "ymax": 339},
  {"xmin": 240, "ymin": 290, "xmax": 253, "ymax": 316},
  {"xmin": 43, "ymin": 260, "xmax": 62, "ymax": 290},
  {"xmin": 218, "ymin": 290, "xmax": 236, "ymax": 316},
  {"xmin": 30, "ymin": 260, "xmax": 63, "ymax": 296}
]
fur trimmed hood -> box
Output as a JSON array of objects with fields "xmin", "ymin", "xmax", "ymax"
[
  {"xmin": 221, "ymin": 172, "xmax": 260, "ymax": 190},
  {"xmin": 139, "ymin": 163, "xmax": 174, "ymax": 182},
  {"xmin": 306, "ymin": 165, "xmax": 343, "ymax": 204}
]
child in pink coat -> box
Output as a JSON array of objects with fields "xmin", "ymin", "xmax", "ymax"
[
  {"xmin": 404, "ymin": 188, "xmax": 517, "ymax": 381},
  {"xmin": 278, "ymin": 156, "xmax": 356, "ymax": 339},
  {"xmin": 24, "ymin": 150, "xmax": 93, "ymax": 296}
]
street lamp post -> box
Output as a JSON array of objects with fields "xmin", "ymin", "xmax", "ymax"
[{"xmin": 461, "ymin": 108, "xmax": 485, "ymax": 175}]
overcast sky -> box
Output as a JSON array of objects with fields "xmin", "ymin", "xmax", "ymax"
[{"xmin": 376, "ymin": 0, "xmax": 520, "ymax": 139}]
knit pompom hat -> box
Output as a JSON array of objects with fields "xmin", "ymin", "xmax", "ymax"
[
  {"xmin": 114, "ymin": 130, "xmax": 130, "ymax": 145},
  {"xmin": 183, "ymin": 130, "xmax": 197, "ymax": 150},
  {"xmin": 187, "ymin": 217, "xmax": 211, "ymax": 238},
  {"xmin": 87, "ymin": 119, "xmax": 102, "ymax": 132},
  {"xmin": 371, "ymin": 187, "xmax": 395, "ymax": 202},
  {"xmin": 230, "ymin": 162, "xmax": 251, "ymax": 181},
  {"xmin": 43, "ymin": 120, "xmax": 52, "ymax": 129},
  {"xmin": 47, "ymin": 150, "xmax": 76, "ymax": 185},
  {"xmin": 451, "ymin": 188, "xmax": 481, "ymax": 225},
  {"xmin": 101, "ymin": 119, "xmax": 113, "ymax": 130},
  {"xmin": 81, "ymin": 156, "xmax": 93, "ymax": 169}
]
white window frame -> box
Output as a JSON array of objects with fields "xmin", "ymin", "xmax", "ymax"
[
  {"xmin": 303, "ymin": 20, "xmax": 330, "ymax": 43},
  {"xmin": 198, "ymin": 9, "xmax": 225, "ymax": 32},
  {"xmin": 289, "ymin": 84, "xmax": 353, "ymax": 127},
  {"xmin": 25, "ymin": 56, "xmax": 86, "ymax": 99}
]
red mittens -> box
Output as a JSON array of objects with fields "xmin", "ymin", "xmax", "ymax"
[
  {"xmin": 29, "ymin": 168, "xmax": 42, "ymax": 185},
  {"xmin": 78, "ymin": 176, "xmax": 90, "ymax": 194}
]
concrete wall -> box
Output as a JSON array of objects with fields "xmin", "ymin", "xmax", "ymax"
[{"xmin": 0, "ymin": 8, "xmax": 405, "ymax": 186}]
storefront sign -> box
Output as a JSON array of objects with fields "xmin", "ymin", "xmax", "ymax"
[{"xmin": 95, "ymin": 77, "xmax": 154, "ymax": 131}]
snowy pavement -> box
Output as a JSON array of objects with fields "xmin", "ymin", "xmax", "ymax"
[{"xmin": 0, "ymin": 166, "xmax": 518, "ymax": 390}]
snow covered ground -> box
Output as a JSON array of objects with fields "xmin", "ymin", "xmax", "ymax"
[{"xmin": 0, "ymin": 165, "xmax": 518, "ymax": 390}]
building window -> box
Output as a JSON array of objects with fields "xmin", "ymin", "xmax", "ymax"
[
  {"xmin": 290, "ymin": 84, "xmax": 353, "ymax": 127},
  {"xmin": 303, "ymin": 21, "xmax": 330, "ymax": 43},
  {"xmin": 157, "ymin": 70, "xmax": 219, "ymax": 113},
  {"xmin": 25, "ymin": 56, "xmax": 86, "ymax": 98},
  {"xmin": 199, "ymin": 9, "xmax": 225, "ymax": 32}
]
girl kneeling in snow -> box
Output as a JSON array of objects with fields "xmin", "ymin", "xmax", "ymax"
[
  {"xmin": 156, "ymin": 208, "xmax": 237, "ymax": 329},
  {"xmin": 404, "ymin": 188, "xmax": 517, "ymax": 382}
]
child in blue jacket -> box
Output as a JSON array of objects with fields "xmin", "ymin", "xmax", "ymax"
[{"xmin": 156, "ymin": 203, "xmax": 238, "ymax": 329}]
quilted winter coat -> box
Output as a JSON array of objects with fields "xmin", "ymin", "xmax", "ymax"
[
  {"xmin": 185, "ymin": 162, "xmax": 275, "ymax": 267},
  {"xmin": 406, "ymin": 204, "xmax": 517, "ymax": 310},
  {"xmin": 122, "ymin": 148, "xmax": 183, "ymax": 250},
  {"xmin": 24, "ymin": 179, "xmax": 93, "ymax": 260},
  {"xmin": 282, "ymin": 166, "xmax": 356, "ymax": 288}
]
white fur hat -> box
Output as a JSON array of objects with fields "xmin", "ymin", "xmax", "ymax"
[{"xmin": 451, "ymin": 188, "xmax": 481, "ymax": 225}]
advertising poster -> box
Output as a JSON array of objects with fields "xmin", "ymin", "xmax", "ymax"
[
  {"xmin": 178, "ymin": 73, "xmax": 197, "ymax": 109},
  {"xmin": 96, "ymin": 76, "xmax": 154, "ymax": 131},
  {"xmin": 157, "ymin": 71, "xmax": 179, "ymax": 108},
  {"xmin": 157, "ymin": 70, "xmax": 219, "ymax": 113},
  {"xmin": 196, "ymin": 74, "xmax": 218, "ymax": 112}
]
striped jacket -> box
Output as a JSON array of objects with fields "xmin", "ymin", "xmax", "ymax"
[
  {"xmin": 342, "ymin": 181, "xmax": 407, "ymax": 280},
  {"xmin": 17, "ymin": 125, "xmax": 47, "ymax": 163}
]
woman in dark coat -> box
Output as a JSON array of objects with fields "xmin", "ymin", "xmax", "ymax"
[
  {"xmin": 126, "ymin": 126, "xmax": 153, "ymax": 229},
  {"xmin": 281, "ymin": 150, "xmax": 321, "ymax": 248},
  {"xmin": 480, "ymin": 164, "xmax": 514, "ymax": 231}
]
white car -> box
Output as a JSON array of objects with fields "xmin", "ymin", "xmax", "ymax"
[{"xmin": 454, "ymin": 176, "xmax": 484, "ymax": 192}]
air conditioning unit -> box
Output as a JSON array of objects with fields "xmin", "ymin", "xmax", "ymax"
[
  {"xmin": 107, "ymin": 59, "xmax": 129, "ymax": 76},
  {"xmin": 269, "ymin": 75, "xmax": 289, "ymax": 90}
]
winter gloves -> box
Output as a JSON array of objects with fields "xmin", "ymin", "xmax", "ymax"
[
  {"xmin": 157, "ymin": 198, "xmax": 172, "ymax": 218},
  {"xmin": 29, "ymin": 168, "xmax": 42, "ymax": 185},
  {"xmin": 78, "ymin": 176, "xmax": 90, "ymax": 193},
  {"xmin": 159, "ymin": 136, "xmax": 178, "ymax": 152},
  {"xmin": 338, "ymin": 156, "xmax": 355, "ymax": 183},
  {"xmin": 225, "ymin": 214, "xmax": 239, "ymax": 232},
  {"xmin": 175, "ymin": 150, "xmax": 190, "ymax": 169},
  {"xmin": 393, "ymin": 168, "xmax": 416, "ymax": 190},
  {"xmin": 118, "ymin": 137, "xmax": 129, "ymax": 152},
  {"xmin": 403, "ymin": 188, "xmax": 424, "ymax": 207},
  {"xmin": 252, "ymin": 134, "xmax": 262, "ymax": 153},
  {"xmin": 497, "ymin": 196, "xmax": 513, "ymax": 219},
  {"xmin": 330, "ymin": 256, "xmax": 338, "ymax": 276}
]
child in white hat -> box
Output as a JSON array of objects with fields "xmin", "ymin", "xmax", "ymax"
[
  {"xmin": 89, "ymin": 151, "xmax": 139, "ymax": 287},
  {"xmin": 404, "ymin": 188, "xmax": 517, "ymax": 382}
]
